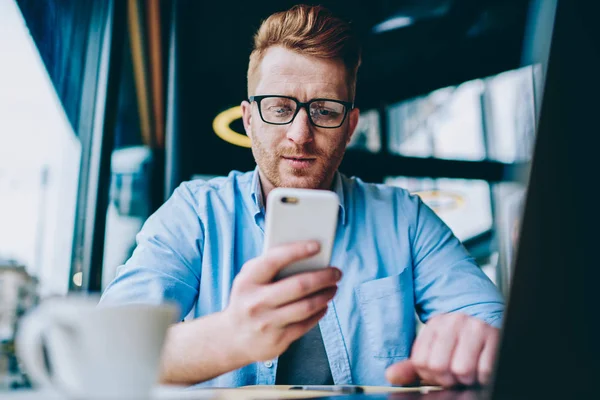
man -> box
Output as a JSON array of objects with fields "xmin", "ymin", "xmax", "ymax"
[{"xmin": 100, "ymin": 4, "xmax": 504, "ymax": 388}]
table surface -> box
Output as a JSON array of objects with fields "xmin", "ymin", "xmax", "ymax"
[{"xmin": 3, "ymin": 385, "xmax": 443, "ymax": 399}]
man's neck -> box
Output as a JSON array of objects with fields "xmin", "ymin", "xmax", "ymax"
[{"xmin": 257, "ymin": 169, "xmax": 335, "ymax": 210}]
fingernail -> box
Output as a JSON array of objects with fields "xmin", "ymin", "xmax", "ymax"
[
  {"xmin": 307, "ymin": 242, "xmax": 319, "ymax": 252},
  {"xmin": 334, "ymin": 269, "xmax": 342, "ymax": 280}
]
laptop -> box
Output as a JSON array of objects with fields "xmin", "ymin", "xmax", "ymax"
[{"xmin": 319, "ymin": 0, "xmax": 600, "ymax": 398}]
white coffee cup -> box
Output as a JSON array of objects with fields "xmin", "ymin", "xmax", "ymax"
[{"xmin": 15, "ymin": 296, "xmax": 178, "ymax": 399}]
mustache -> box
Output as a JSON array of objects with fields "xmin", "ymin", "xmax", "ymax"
[{"xmin": 277, "ymin": 145, "xmax": 324, "ymax": 158}]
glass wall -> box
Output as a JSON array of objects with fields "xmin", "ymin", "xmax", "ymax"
[{"xmin": 0, "ymin": 0, "xmax": 81, "ymax": 296}]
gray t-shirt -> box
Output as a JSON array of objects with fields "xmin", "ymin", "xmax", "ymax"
[{"xmin": 275, "ymin": 325, "xmax": 334, "ymax": 385}]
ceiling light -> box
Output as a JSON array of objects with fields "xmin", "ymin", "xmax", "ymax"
[{"xmin": 372, "ymin": 16, "xmax": 415, "ymax": 33}]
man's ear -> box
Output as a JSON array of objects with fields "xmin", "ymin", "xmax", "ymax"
[
  {"xmin": 241, "ymin": 100, "xmax": 252, "ymax": 136},
  {"xmin": 346, "ymin": 107, "xmax": 360, "ymax": 144}
]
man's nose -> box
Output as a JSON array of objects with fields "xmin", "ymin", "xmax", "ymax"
[{"xmin": 286, "ymin": 108, "xmax": 314, "ymax": 145}]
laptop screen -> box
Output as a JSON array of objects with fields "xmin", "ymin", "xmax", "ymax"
[{"xmin": 492, "ymin": 0, "xmax": 600, "ymax": 397}]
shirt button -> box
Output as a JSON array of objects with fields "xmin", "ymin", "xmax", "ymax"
[{"xmin": 264, "ymin": 360, "xmax": 273, "ymax": 368}]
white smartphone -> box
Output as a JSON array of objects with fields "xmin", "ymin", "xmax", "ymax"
[{"xmin": 263, "ymin": 187, "xmax": 339, "ymax": 280}]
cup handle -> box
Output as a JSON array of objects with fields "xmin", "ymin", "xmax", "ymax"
[{"xmin": 15, "ymin": 304, "xmax": 55, "ymax": 388}]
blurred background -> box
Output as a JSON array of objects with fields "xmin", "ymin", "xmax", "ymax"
[{"xmin": 0, "ymin": 0, "xmax": 554, "ymax": 299}]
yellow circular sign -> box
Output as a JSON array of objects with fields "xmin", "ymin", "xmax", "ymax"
[{"xmin": 212, "ymin": 106, "xmax": 252, "ymax": 148}]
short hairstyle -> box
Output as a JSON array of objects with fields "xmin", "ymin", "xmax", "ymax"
[{"xmin": 247, "ymin": 4, "xmax": 361, "ymax": 100}]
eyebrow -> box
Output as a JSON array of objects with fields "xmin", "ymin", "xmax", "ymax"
[{"xmin": 270, "ymin": 94, "xmax": 348, "ymax": 101}]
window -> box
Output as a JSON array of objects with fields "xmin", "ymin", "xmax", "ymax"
[
  {"xmin": 385, "ymin": 177, "xmax": 492, "ymax": 242},
  {"xmin": 485, "ymin": 67, "xmax": 537, "ymax": 162},
  {"xmin": 387, "ymin": 81, "xmax": 486, "ymax": 161},
  {"xmin": 492, "ymin": 182, "xmax": 527, "ymax": 290},
  {"xmin": 347, "ymin": 109, "xmax": 381, "ymax": 153},
  {"xmin": 0, "ymin": 0, "xmax": 80, "ymax": 295},
  {"xmin": 387, "ymin": 66, "xmax": 537, "ymax": 163}
]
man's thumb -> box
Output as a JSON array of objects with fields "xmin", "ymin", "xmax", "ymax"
[{"xmin": 385, "ymin": 360, "xmax": 419, "ymax": 386}]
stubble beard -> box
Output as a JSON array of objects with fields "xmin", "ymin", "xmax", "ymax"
[{"xmin": 250, "ymin": 134, "xmax": 348, "ymax": 190}]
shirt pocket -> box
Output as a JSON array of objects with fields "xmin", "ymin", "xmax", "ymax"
[{"xmin": 355, "ymin": 270, "xmax": 415, "ymax": 359}]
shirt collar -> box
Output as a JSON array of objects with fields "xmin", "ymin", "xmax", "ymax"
[
  {"xmin": 332, "ymin": 170, "xmax": 347, "ymax": 225},
  {"xmin": 249, "ymin": 166, "xmax": 347, "ymax": 226},
  {"xmin": 250, "ymin": 166, "xmax": 265, "ymax": 217}
]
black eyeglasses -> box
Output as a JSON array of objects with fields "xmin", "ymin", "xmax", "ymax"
[{"xmin": 248, "ymin": 95, "xmax": 354, "ymax": 129}]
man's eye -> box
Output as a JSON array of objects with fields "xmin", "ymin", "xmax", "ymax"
[
  {"xmin": 313, "ymin": 108, "xmax": 339, "ymax": 117},
  {"xmin": 268, "ymin": 106, "xmax": 292, "ymax": 114}
]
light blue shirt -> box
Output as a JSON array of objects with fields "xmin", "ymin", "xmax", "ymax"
[{"xmin": 100, "ymin": 167, "xmax": 504, "ymax": 387}]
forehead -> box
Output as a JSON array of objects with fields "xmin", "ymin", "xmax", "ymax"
[{"xmin": 254, "ymin": 46, "xmax": 349, "ymax": 100}]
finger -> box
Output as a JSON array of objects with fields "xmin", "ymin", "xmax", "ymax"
[
  {"xmin": 426, "ymin": 319, "xmax": 461, "ymax": 388},
  {"xmin": 385, "ymin": 360, "xmax": 419, "ymax": 386},
  {"xmin": 410, "ymin": 324, "xmax": 437, "ymax": 385},
  {"xmin": 283, "ymin": 306, "xmax": 328, "ymax": 343},
  {"xmin": 271, "ymin": 287, "xmax": 337, "ymax": 325},
  {"xmin": 239, "ymin": 241, "xmax": 320, "ymax": 283},
  {"xmin": 477, "ymin": 329, "xmax": 500, "ymax": 385},
  {"xmin": 411, "ymin": 323, "xmax": 435, "ymax": 364},
  {"xmin": 450, "ymin": 319, "xmax": 487, "ymax": 386},
  {"xmin": 261, "ymin": 267, "xmax": 341, "ymax": 307}
]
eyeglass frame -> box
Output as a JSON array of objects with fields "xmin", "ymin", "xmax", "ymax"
[{"xmin": 248, "ymin": 95, "xmax": 354, "ymax": 129}]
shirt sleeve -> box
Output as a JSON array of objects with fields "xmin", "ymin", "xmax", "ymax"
[
  {"xmin": 99, "ymin": 182, "xmax": 203, "ymax": 321},
  {"xmin": 410, "ymin": 195, "xmax": 504, "ymax": 328}
]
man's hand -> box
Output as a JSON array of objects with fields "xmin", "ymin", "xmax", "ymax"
[
  {"xmin": 385, "ymin": 313, "xmax": 500, "ymax": 388},
  {"xmin": 224, "ymin": 241, "xmax": 341, "ymax": 364}
]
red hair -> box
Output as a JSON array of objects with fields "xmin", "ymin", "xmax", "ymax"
[{"xmin": 247, "ymin": 5, "xmax": 361, "ymax": 99}]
